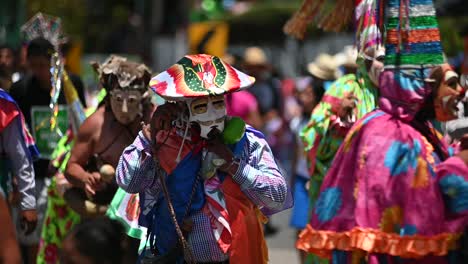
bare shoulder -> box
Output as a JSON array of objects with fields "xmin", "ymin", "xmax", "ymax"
[{"xmin": 77, "ymin": 106, "xmax": 105, "ymax": 142}]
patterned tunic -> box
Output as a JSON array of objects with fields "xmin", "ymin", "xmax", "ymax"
[
  {"xmin": 117, "ymin": 129, "xmax": 291, "ymax": 262},
  {"xmin": 300, "ymin": 73, "xmax": 378, "ymax": 203},
  {"xmin": 297, "ymin": 68, "xmax": 468, "ymax": 263}
]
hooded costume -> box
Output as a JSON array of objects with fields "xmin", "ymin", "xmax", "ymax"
[
  {"xmin": 296, "ymin": 0, "xmax": 468, "ymax": 263},
  {"xmin": 286, "ymin": 3, "xmax": 383, "ymax": 263}
]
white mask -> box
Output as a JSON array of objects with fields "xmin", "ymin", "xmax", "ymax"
[
  {"xmin": 187, "ymin": 95, "xmax": 227, "ymax": 139},
  {"xmin": 365, "ymin": 47, "xmax": 385, "ymax": 87}
]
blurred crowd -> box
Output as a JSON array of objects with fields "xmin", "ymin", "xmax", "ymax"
[
  {"xmin": 0, "ymin": 35, "xmax": 370, "ymax": 263},
  {"xmin": 2, "ymin": 2, "xmax": 468, "ymax": 264},
  {"xmin": 2, "ymin": 36, "xmax": 468, "ymax": 264}
]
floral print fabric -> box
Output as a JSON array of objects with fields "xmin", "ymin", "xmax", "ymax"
[{"xmin": 297, "ymin": 109, "xmax": 468, "ymax": 263}]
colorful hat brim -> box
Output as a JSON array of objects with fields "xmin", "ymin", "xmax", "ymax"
[{"xmin": 150, "ymin": 54, "xmax": 255, "ymax": 101}]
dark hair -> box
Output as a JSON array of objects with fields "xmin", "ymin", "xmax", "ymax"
[
  {"xmin": 27, "ymin": 37, "xmax": 54, "ymax": 60},
  {"xmin": 0, "ymin": 44, "xmax": 16, "ymax": 72},
  {"xmin": 67, "ymin": 217, "xmax": 128, "ymax": 264},
  {"xmin": 0, "ymin": 65, "xmax": 12, "ymax": 90},
  {"xmin": 414, "ymin": 66, "xmax": 442, "ymax": 122},
  {"xmin": 311, "ymin": 76, "xmax": 325, "ymax": 101},
  {"xmin": 0, "ymin": 44, "xmax": 15, "ymax": 55},
  {"xmin": 296, "ymin": 76, "xmax": 325, "ymax": 102},
  {"xmin": 313, "ymin": 82, "xmax": 325, "ymax": 103},
  {"xmin": 412, "ymin": 66, "xmax": 447, "ymax": 160},
  {"xmin": 0, "ymin": 65, "xmax": 11, "ymax": 81}
]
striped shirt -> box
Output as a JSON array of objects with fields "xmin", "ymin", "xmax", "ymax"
[{"xmin": 116, "ymin": 129, "xmax": 289, "ymax": 262}]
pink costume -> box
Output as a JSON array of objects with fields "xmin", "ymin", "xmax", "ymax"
[
  {"xmin": 296, "ymin": 0, "xmax": 468, "ymax": 262},
  {"xmin": 225, "ymin": 90, "xmax": 258, "ymax": 121}
]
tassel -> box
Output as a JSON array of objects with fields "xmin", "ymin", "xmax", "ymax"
[
  {"xmin": 355, "ymin": 0, "xmax": 382, "ymax": 55},
  {"xmin": 283, "ymin": 0, "xmax": 325, "ymax": 39},
  {"xmin": 403, "ymin": 0, "xmax": 411, "ymax": 53},
  {"xmin": 175, "ymin": 123, "xmax": 190, "ymax": 163},
  {"xmin": 355, "ymin": 0, "xmax": 366, "ymax": 53},
  {"xmin": 319, "ymin": 0, "xmax": 355, "ymax": 32}
]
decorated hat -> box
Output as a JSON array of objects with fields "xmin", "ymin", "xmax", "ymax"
[
  {"xmin": 384, "ymin": 0, "xmax": 444, "ymax": 68},
  {"xmin": 92, "ymin": 55, "xmax": 152, "ymax": 92},
  {"xmin": 150, "ymin": 54, "xmax": 255, "ymax": 101}
]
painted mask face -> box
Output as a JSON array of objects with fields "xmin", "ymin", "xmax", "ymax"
[
  {"xmin": 109, "ymin": 89, "xmax": 143, "ymax": 125},
  {"xmin": 365, "ymin": 47, "xmax": 385, "ymax": 87},
  {"xmin": 434, "ymin": 66, "xmax": 465, "ymax": 122},
  {"xmin": 188, "ymin": 95, "xmax": 226, "ymax": 139}
]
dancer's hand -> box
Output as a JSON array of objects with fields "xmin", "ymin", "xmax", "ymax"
[
  {"xmin": 207, "ymin": 140, "xmax": 234, "ymax": 165},
  {"xmin": 338, "ymin": 93, "xmax": 357, "ymax": 119},
  {"xmin": 206, "ymin": 131, "xmax": 238, "ymax": 174},
  {"xmin": 20, "ymin": 209, "xmax": 37, "ymax": 235},
  {"xmin": 144, "ymin": 103, "xmax": 181, "ymax": 141},
  {"xmin": 84, "ymin": 172, "xmax": 102, "ymax": 197}
]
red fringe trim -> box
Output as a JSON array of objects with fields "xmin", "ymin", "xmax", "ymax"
[{"xmin": 296, "ymin": 225, "xmax": 460, "ymax": 259}]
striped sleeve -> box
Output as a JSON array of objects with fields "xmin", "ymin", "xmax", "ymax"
[
  {"xmin": 116, "ymin": 131, "xmax": 158, "ymax": 194},
  {"xmin": 231, "ymin": 132, "xmax": 288, "ymax": 212}
]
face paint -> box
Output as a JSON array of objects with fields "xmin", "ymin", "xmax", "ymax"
[
  {"xmin": 434, "ymin": 67, "xmax": 464, "ymax": 122},
  {"xmin": 187, "ymin": 95, "xmax": 227, "ymax": 139},
  {"xmin": 109, "ymin": 89, "xmax": 143, "ymax": 125}
]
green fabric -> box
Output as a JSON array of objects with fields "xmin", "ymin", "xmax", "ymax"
[
  {"xmin": 387, "ymin": 16, "xmax": 439, "ymax": 29},
  {"xmin": 37, "ymin": 177, "xmax": 81, "ymax": 264},
  {"xmin": 300, "ymin": 71, "xmax": 378, "ymax": 185},
  {"xmin": 50, "ymin": 134, "xmax": 74, "ymax": 171},
  {"xmin": 96, "ymin": 88, "xmax": 107, "ymax": 103},
  {"xmin": 385, "ymin": 53, "xmax": 444, "ymax": 66},
  {"xmin": 37, "ymin": 90, "xmax": 107, "ymax": 264},
  {"xmin": 37, "ymin": 130, "xmax": 80, "ymax": 264},
  {"xmin": 300, "ymin": 62, "xmax": 378, "ymax": 201},
  {"xmin": 106, "ymin": 187, "xmax": 145, "ymax": 240},
  {"xmin": 305, "ymin": 253, "xmax": 329, "ymax": 264},
  {"xmin": 300, "ymin": 63, "xmax": 379, "ymax": 263}
]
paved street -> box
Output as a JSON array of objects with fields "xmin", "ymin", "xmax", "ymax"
[{"xmin": 266, "ymin": 209, "xmax": 300, "ymax": 264}]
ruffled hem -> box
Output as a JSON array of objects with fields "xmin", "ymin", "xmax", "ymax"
[{"xmin": 296, "ymin": 224, "xmax": 460, "ymax": 259}]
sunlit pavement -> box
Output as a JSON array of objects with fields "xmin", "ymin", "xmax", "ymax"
[{"xmin": 266, "ymin": 209, "xmax": 300, "ymax": 264}]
